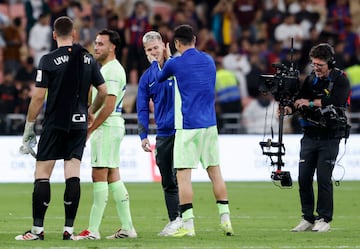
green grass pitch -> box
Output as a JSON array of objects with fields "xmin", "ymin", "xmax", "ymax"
[{"xmin": 0, "ymin": 181, "xmax": 359, "ymax": 248}]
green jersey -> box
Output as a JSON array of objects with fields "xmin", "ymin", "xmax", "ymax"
[{"xmin": 92, "ymin": 59, "xmax": 126, "ymax": 126}]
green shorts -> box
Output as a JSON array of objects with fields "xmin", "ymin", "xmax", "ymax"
[
  {"xmin": 90, "ymin": 124, "xmax": 125, "ymax": 168},
  {"xmin": 174, "ymin": 125, "xmax": 220, "ymax": 169}
]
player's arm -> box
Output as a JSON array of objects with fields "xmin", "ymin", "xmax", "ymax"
[
  {"xmin": 136, "ymin": 75, "xmax": 151, "ymax": 152},
  {"xmin": 26, "ymin": 87, "xmax": 46, "ymax": 122},
  {"xmin": 20, "ymin": 86, "xmax": 46, "ymax": 157},
  {"xmin": 141, "ymin": 138, "xmax": 152, "ymax": 152},
  {"xmin": 89, "ymin": 83, "xmax": 107, "ymax": 115},
  {"xmin": 87, "ymin": 87, "xmax": 94, "ymax": 128},
  {"xmin": 88, "ymin": 87, "xmax": 93, "ymax": 107},
  {"xmin": 88, "ymin": 94, "xmax": 115, "ymax": 134},
  {"xmin": 164, "ymin": 42, "xmax": 172, "ymax": 60},
  {"xmin": 149, "ymin": 55, "xmax": 175, "ymax": 83}
]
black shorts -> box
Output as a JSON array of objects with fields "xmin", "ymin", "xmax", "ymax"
[{"xmin": 36, "ymin": 128, "xmax": 87, "ymax": 161}]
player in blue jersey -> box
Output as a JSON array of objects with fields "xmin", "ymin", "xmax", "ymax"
[
  {"xmin": 148, "ymin": 24, "xmax": 234, "ymax": 237},
  {"xmin": 137, "ymin": 31, "xmax": 181, "ymax": 236}
]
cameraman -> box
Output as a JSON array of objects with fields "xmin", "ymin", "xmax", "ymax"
[{"xmin": 285, "ymin": 43, "xmax": 350, "ymax": 232}]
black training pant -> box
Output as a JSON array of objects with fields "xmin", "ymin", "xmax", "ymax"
[
  {"xmin": 155, "ymin": 135, "xmax": 179, "ymax": 221},
  {"xmin": 298, "ymin": 135, "xmax": 341, "ymax": 223}
]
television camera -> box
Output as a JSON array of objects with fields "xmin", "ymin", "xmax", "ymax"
[
  {"xmin": 258, "ymin": 48, "xmax": 300, "ymax": 187},
  {"xmin": 259, "ymin": 63, "xmax": 299, "ymax": 106}
]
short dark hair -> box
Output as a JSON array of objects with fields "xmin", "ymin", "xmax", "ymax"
[
  {"xmin": 309, "ymin": 43, "xmax": 335, "ymax": 68},
  {"xmin": 54, "ymin": 16, "xmax": 74, "ymax": 37},
  {"xmin": 97, "ymin": 29, "xmax": 121, "ymax": 50},
  {"xmin": 173, "ymin": 24, "xmax": 194, "ymax": 45}
]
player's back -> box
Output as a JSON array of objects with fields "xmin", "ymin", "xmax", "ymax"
[
  {"xmin": 37, "ymin": 45, "xmax": 104, "ymax": 130},
  {"xmin": 172, "ymin": 48, "xmax": 217, "ymax": 129}
]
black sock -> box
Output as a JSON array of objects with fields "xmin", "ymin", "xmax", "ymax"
[
  {"xmin": 216, "ymin": 200, "xmax": 229, "ymax": 205},
  {"xmin": 179, "ymin": 203, "xmax": 193, "ymax": 214},
  {"xmin": 32, "ymin": 179, "xmax": 50, "ymax": 227},
  {"xmin": 64, "ymin": 177, "xmax": 80, "ymax": 227}
]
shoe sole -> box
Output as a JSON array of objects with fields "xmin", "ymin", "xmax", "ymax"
[
  {"xmin": 75, "ymin": 236, "xmax": 100, "ymax": 240},
  {"xmin": 291, "ymin": 226, "xmax": 314, "ymax": 232},
  {"xmin": 171, "ymin": 230, "xmax": 195, "ymax": 237}
]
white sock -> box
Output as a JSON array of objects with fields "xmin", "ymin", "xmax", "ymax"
[
  {"xmin": 64, "ymin": 226, "xmax": 74, "ymax": 234},
  {"xmin": 31, "ymin": 226, "xmax": 43, "ymax": 234}
]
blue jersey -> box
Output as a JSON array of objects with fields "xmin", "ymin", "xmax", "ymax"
[
  {"xmin": 137, "ymin": 62, "xmax": 176, "ymax": 140},
  {"xmin": 152, "ymin": 48, "xmax": 217, "ymax": 129}
]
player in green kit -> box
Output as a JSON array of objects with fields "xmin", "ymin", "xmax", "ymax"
[{"xmin": 76, "ymin": 29, "xmax": 137, "ymax": 240}]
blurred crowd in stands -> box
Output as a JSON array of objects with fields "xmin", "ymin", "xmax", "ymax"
[{"xmin": 0, "ymin": 0, "xmax": 360, "ymax": 135}]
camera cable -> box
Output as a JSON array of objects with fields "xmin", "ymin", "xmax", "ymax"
[{"xmin": 332, "ymin": 139, "xmax": 347, "ymax": 186}]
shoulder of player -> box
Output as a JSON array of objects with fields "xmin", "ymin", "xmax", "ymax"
[
  {"xmin": 80, "ymin": 50, "xmax": 97, "ymax": 63},
  {"xmin": 101, "ymin": 59, "xmax": 125, "ymax": 73},
  {"xmin": 139, "ymin": 68, "xmax": 158, "ymax": 87},
  {"xmin": 141, "ymin": 66, "xmax": 154, "ymax": 78}
]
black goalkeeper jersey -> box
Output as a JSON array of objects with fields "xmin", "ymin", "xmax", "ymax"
[{"xmin": 35, "ymin": 45, "xmax": 104, "ymax": 131}]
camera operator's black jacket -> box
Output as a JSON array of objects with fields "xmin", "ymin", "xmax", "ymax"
[{"xmin": 296, "ymin": 68, "xmax": 351, "ymax": 138}]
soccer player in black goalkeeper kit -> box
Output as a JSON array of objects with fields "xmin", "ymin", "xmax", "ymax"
[
  {"xmin": 15, "ymin": 16, "xmax": 107, "ymax": 241},
  {"xmin": 285, "ymin": 43, "xmax": 350, "ymax": 233}
]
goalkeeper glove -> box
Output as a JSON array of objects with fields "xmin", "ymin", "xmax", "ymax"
[{"xmin": 19, "ymin": 121, "xmax": 37, "ymax": 158}]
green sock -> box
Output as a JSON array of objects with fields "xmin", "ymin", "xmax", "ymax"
[
  {"xmin": 88, "ymin": 182, "xmax": 108, "ymax": 233},
  {"xmin": 109, "ymin": 181, "xmax": 133, "ymax": 230},
  {"xmin": 217, "ymin": 203, "xmax": 230, "ymax": 216},
  {"xmin": 182, "ymin": 208, "xmax": 194, "ymax": 222}
]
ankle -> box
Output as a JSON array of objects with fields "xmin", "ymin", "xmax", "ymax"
[
  {"xmin": 220, "ymin": 213, "xmax": 230, "ymax": 223},
  {"xmin": 32, "ymin": 226, "xmax": 44, "ymax": 234},
  {"xmin": 183, "ymin": 218, "xmax": 194, "ymax": 229},
  {"xmin": 64, "ymin": 226, "xmax": 74, "ymax": 234}
]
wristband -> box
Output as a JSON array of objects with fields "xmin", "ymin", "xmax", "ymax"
[{"xmin": 309, "ymin": 101, "xmax": 314, "ymax": 108}]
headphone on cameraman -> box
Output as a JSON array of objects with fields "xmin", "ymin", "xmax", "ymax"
[{"xmin": 317, "ymin": 43, "xmax": 336, "ymax": 68}]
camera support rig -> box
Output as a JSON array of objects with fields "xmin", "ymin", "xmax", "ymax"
[
  {"xmin": 258, "ymin": 38, "xmax": 298, "ymax": 187},
  {"xmin": 259, "ymin": 99, "xmax": 292, "ymax": 187}
]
